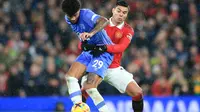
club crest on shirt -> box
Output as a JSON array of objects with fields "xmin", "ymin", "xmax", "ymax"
[
  {"xmin": 80, "ymin": 24, "xmax": 85, "ymax": 30},
  {"xmin": 115, "ymin": 31, "xmax": 122, "ymax": 38}
]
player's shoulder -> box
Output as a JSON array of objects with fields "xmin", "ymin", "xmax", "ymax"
[
  {"xmin": 80, "ymin": 9, "xmax": 93, "ymax": 19},
  {"xmin": 81, "ymin": 8, "xmax": 93, "ymax": 13},
  {"xmin": 123, "ymin": 22, "xmax": 134, "ymax": 40},
  {"xmin": 81, "ymin": 8, "xmax": 89, "ymax": 11},
  {"xmin": 81, "ymin": 8, "xmax": 97, "ymax": 18},
  {"xmin": 124, "ymin": 22, "xmax": 134, "ymax": 32}
]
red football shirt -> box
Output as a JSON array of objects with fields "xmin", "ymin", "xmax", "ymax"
[{"xmin": 105, "ymin": 18, "xmax": 134, "ymax": 68}]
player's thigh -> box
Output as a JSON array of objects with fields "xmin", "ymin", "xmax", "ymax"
[
  {"xmin": 82, "ymin": 73, "xmax": 103, "ymax": 89},
  {"xmin": 86, "ymin": 52, "xmax": 113, "ymax": 78},
  {"xmin": 104, "ymin": 67, "xmax": 134, "ymax": 93},
  {"xmin": 67, "ymin": 62, "xmax": 86, "ymax": 79},
  {"xmin": 68, "ymin": 52, "xmax": 91, "ymax": 79}
]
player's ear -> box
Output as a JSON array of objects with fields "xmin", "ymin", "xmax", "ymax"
[{"xmin": 112, "ymin": 8, "xmax": 115, "ymax": 14}]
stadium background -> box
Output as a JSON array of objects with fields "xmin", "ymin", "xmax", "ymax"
[{"xmin": 0, "ymin": 0, "xmax": 200, "ymax": 111}]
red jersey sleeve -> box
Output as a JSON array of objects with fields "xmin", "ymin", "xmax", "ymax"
[
  {"xmin": 106, "ymin": 27, "xmax": 134, "ymax": 53},
  {"xmin": 78, "ymin": 42, "xmax": 82, "ymax": 50}
]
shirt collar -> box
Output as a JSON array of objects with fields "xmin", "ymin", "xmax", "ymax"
[{"xmin": 109, "ymin": 17, "xmax": 124, "ymax": 29}]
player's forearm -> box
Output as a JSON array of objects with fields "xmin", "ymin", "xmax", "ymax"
[
  {"xmin": 107, "ymin": 37, "xmax": 131, "ymax": 53},
  {"xmin": 89, "ymin": 16, "xmax": 109, "ymax": 36},
  {"xmin": 107, "ymin": 44, "xmax": 128, "ymax": 53}
]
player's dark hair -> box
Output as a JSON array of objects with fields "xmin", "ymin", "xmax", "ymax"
[
  {"xmin": 116, "ymin": 0, "xmax": 129, "ymax": 9},
  {"xmin": 61, "ymin": 0, "xmax": 81, "ymax": 17}
]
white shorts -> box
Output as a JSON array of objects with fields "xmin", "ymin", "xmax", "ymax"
[{"xmin": 81, "ymin": 66, "xmax": 135, "ymax": 93}]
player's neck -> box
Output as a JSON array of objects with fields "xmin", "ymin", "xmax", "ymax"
[{"xmin": 111, "ymin": 18, "xmax": 123, "ymax": 26}]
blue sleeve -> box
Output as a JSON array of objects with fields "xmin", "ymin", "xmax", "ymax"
[
  {"xmin": 82, "ymin": 9, "xmax": 100, "ymax": 27},
  {"xmin": 64, "ymin": 15, "xmax": 71, "ymax": 25}
]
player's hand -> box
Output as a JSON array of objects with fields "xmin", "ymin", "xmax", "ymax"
[
  {"xmin": 90, "ymin": 45, "xmax": 107, "ymax": 57},
  {"xmin": 81, "ymin": 41, "xmax": 96, "ymax": 51},
  {"xmin": 79, "ymin": 32, "xmax": 93, "ymax": 41}
]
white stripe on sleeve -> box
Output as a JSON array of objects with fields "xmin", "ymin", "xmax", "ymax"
[{"xmin": 91, "ymin": 14, "xmax": 98, "ymax": 21}]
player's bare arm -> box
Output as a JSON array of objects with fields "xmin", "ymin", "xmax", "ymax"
[
  {"xmin": 90, "ymin": 16, "xmax": 109, "ymax": 36},
  {"xmin": 79, "ymin": 17, "xmax": 109, "ymax": 41},
  {"xmin": 81, "ymin": 28, "xmax": 134, "ymax": 56}
]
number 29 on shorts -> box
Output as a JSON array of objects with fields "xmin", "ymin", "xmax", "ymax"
[{"xmin": 92, "ymin": 60, "xmax": 104, "ymax": 69}]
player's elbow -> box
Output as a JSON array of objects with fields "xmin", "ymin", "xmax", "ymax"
[
  {"xmin": 100, "ymin": 16, "xmax": 108, "ymax": 22},
  {"xmin": 120, "ymin": 48, "xmax": 126, "ymax": 52},
  {"xmin": 116, "ymin": 47, "xmax": 126, "ymax": 53},
  {"xmin": 98, "ymin": 16, "xmax": 109, "ymax": 25}
]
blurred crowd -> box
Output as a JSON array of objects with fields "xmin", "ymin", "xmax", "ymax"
[{"xmin": 0, "ymin": 0, "xmax": 200, "ymax": 97}]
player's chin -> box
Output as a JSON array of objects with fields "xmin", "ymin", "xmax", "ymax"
[
  {"xmin": 71, "ymin": 20, "xmax": 78, "ymax": 24},
  {"xmin": 117, "ymin": 20, "xmax": 123, "ymax": 24},
  {"xmin": 117, "ymin": 19, "xmax": 123, "ymax": 23}
]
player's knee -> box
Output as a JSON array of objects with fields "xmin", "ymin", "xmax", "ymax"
[
  {"xmin": 66, "ymin": 76, "xmax": 78, "ymax": 83},
  {"xmin": 130, "ymin": 86, "xmax": 143, "ymax": 97},
  {"xmin": 82, "ymin": 73, "xmax": 101, "ymax": 89},
  {"xmin": 83, "ymin": 79, "xmax": 98, "ymax": 90},
  {"xmin": 66, "ymin": 72, "xmax": 74, "ymax": 77},
  {"xmin": 135, "ymin": 87, "xmax": 143, "ymax": 97},
  {"xmin": 127, "ymin": 82, "xmax": 143, "ymax": 97},
  {"xmin": 66, "ymin": 71, "xmax": 79, "ymax": 79},
  {"xmin": 132, "ymin": 87, "xmax": 143, "ymax": 101},
  {"xmin": 131, "ymin": 87, "xmax": 143, "ymax": 101},
  {"xmin": 83, "ymin": 81, "xmax": 97, "ymax": 90}
]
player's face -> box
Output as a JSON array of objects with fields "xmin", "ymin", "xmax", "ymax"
[
  {"xmin": 112, "ymin": 6, "xmax": 128, "ymax": 24},
  {"xmin": 67, "ymin": 10, "xmax": 80, "ymax": 24}
]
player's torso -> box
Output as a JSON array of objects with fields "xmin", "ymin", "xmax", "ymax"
[
  {"xmin": 68, "ymin": 10, "xmax": 113, "ymax": 45},
  {"xmin": 105, "ymin": 25, "xmax": 126, "ymax": 68},
  {"xmin": 105, "ymin": 26, "xmax": 124, "ymax": 44},
  {"xmin": 70, "ymin": 12, "xmax": 92, "ymax": 35}
]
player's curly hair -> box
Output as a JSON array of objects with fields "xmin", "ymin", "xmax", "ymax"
[{"xmin": 61, "ymin": 0, "xmax": 81, "ymax": 17}]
